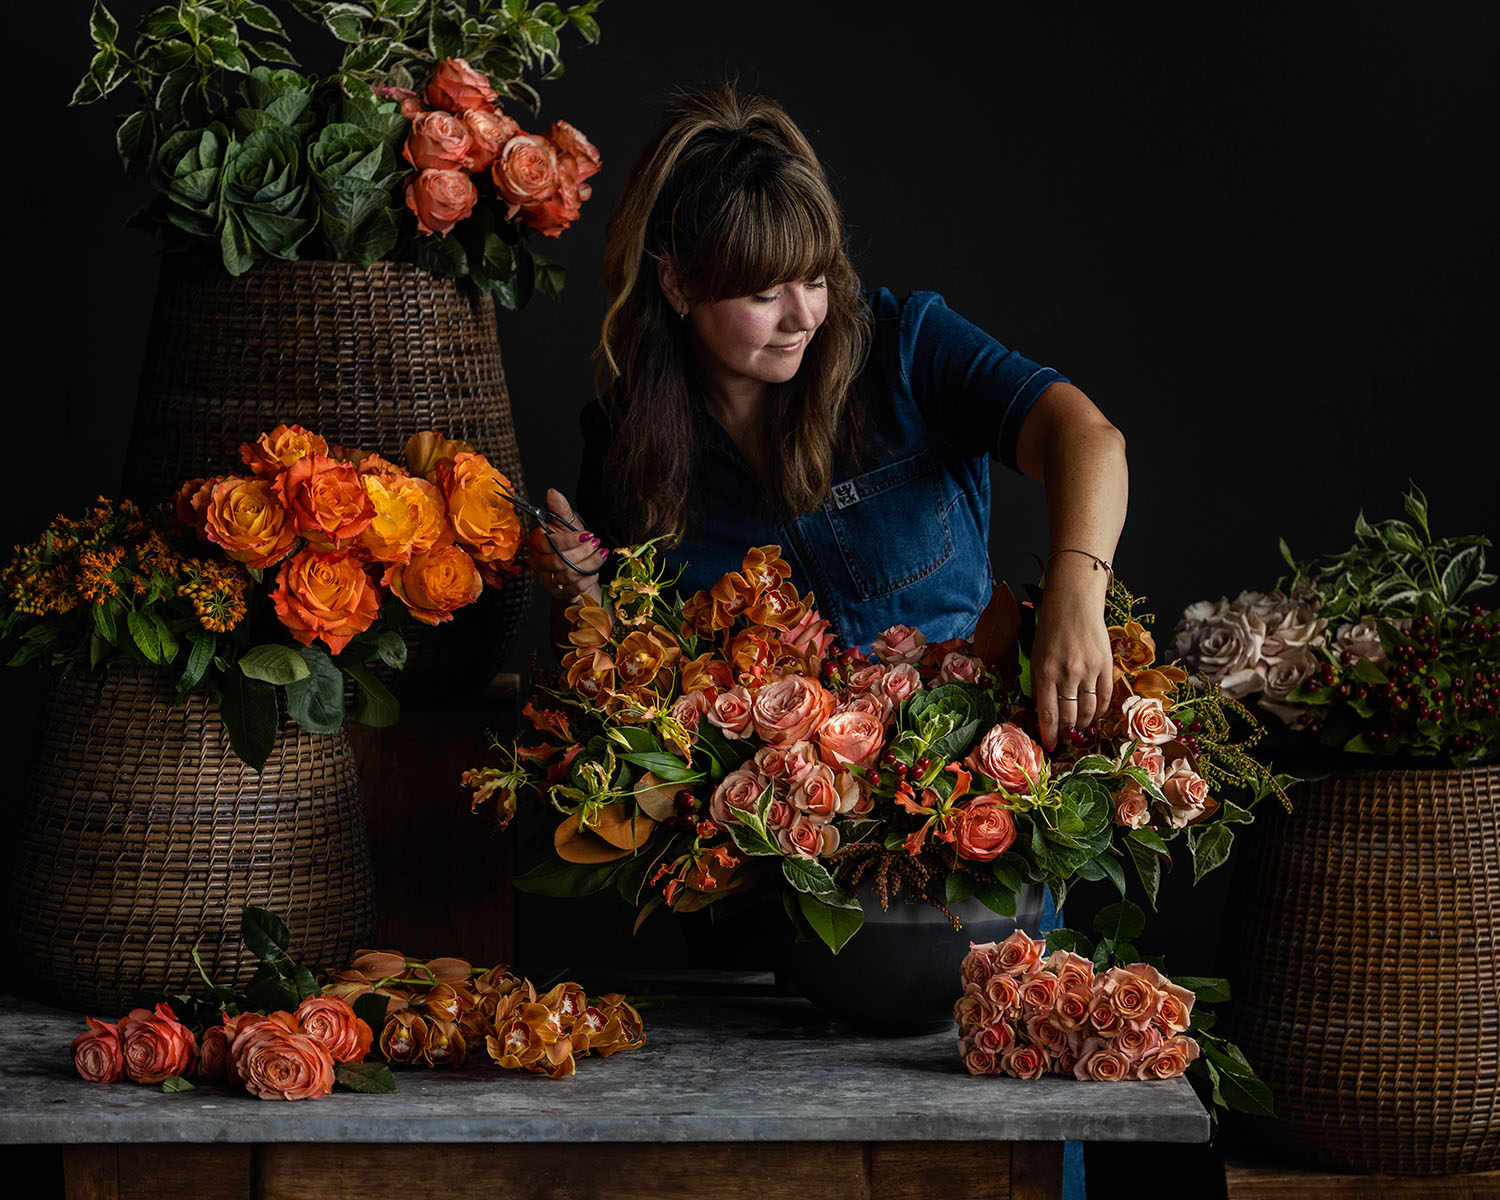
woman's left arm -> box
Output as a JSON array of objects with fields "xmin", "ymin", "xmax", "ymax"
[{"xmin": 1013, "ymin": 381, "xmax": 1129, "ymax": 750}]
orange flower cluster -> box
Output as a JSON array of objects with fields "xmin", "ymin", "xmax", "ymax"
[
  {"xmin": 1, "ymin": 498, "xmax": 248, "ymax": 632},
  {"xmin": 390, "ymin": 58, "xmax": 600, "ymax": 238},
  {"xmin": 72, "ymin": 996, "xmax": 372, "ymax": 1101},
  {"xmin": 178, "ymin": 425, "xmax": 520, "ymax": 655},
  {"xmin": 324, "ymin": 950, "xmax": 643, "ymax": 1080}
]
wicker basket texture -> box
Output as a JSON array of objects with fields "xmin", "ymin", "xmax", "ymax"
[
  {"xmin": 121, "ymin": 255, "xmax": 532, "ymax": 702},
  {"xmin": 11, "ymin": 670, "xmax": 376, "ymax": 1013},
  {"xmin": 1225, "ymin": 763, "xmax": 1499, "ymax": 1175}
]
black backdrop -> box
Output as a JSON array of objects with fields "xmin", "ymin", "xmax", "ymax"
[{"xmin": 14, "ymin": 0, "xmax": 1500, "ymax": 1034}]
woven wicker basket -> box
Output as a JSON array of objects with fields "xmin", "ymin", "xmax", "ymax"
[
  {"xmin": 122, "ymin": 254, "xmax": 532, "ymax": 703},
  {"xmin": 1224, "ymin": 763, "xmax": 1500, "ymax": 1174},
  {"xmin": 10, "ymin": 670, "xmax": 376, "ymax": 1013}
]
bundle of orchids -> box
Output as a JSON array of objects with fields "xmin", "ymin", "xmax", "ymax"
[{"xmin": 464, "ymin": 543, "xmax": 1289, "ymax": 952}]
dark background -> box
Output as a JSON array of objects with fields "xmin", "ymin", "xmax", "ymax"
[{"xmin": 13, "ymin": 0, "xmax": 1500, "ymax": 1037}]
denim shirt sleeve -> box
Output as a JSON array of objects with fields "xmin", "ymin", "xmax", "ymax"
[{"xmin": 878, "ymin": 288, "xmax": 1068, "ymax": 471}]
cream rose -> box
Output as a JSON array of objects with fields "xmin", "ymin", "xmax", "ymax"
[{"xmin": 1120, "ymin": 695, "xmax": 1178, "ymax": 746}]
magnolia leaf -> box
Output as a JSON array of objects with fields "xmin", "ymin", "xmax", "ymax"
[
  {"xmin": 513, "ymin": 854, "xmax": 620, "ymax": 897},
  {"xmin": 345, "ymin": 661, "xmax": 400, "ymax": 727},
  {"xmin": 971, "ymin": 581, "xmax": 1022, "ymax": 667},
  {"xmin": 335, "ymin": 1061, "xmax": 397, "ymax": 1094},
  {"xmin": 552, "ymin": 806, "xmax": 655, "ymax": 863},
  {"xmin": 631, "ymin": 772, "xmax": 680, "ymax": 822}
]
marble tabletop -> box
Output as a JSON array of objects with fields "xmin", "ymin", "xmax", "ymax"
[{"xmin": 0, "ymin": 977, "xmax": 1209, "ymax": 1145}]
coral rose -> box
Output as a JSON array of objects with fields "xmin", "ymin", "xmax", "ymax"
[
  {"xmin": 1074, "ymin": 1038, "xmax": 1132, "ymax": 1082},
  {"xmin": 384, "ymin": 545, "xmax": 483, "ymax": 625},
  {"xmin": 549, "ymin": 120, "xmax": 601, "ymax": 183},
  {"xmin": 1112, "ymin": 781, "xmax": 1151, "ymax": 829},
  {"xmin": 521, "ymin": 166, "xmax": 584, "ymax": 238},
  {"xmin": 1001, "ymin": 1043, "xmax": 1048, "ymax": 1080},
  {"xmin": 118, "ymin": 1003, "xmax": 196, "ymax": 1085},
  {"xmin": 405, "ymin": 168, "xmax": 478, "ymax": 236},
  {"xmin": 196, "ymin": 1024, "xmax": 230, "ymax": 1081},
  {"xmin": 423, "ymin": 57, "xmax": 497, "ymax": 113},
  {"xmin": 275, "ymin": 454, "xmax": 376, "ymax": 549},
  {"xmin": 967, "ymin": 722, "xmax": 1046, "ymax": 794},
  {"xmin": 272, "ymin": 547, "xmax": 380, "ymax": 655},
  {"xmin": 231, "ymin": 1012, "xmax": 335, "ymax": 1101},
  {"xmin": 492, "ymin": 133, "xmax": 560, "ymax": 210},
  {"xmin": 776, "ymin": 812, "xmax": 836, "ymax": 858},
  {"xmin": 72, "ymin": 1017, "xmax": 124, "ymax": 1084},
  {"xmin": 240, "ymin": 423, "xmax": 328, "ymax": 477},
  {"xmin": 439, "ymin": 453, "xmax": 522, "ymax": 566},
  {"xmin": 994, "ymin": 930, "xmax": 1045, "ymax": 975},
  {"xmin": 1120, "ymin": 695, "xmax": 1178, "ymax": 747},
  {"xmin": 815, "ymin": 708, "xmax": 885, "ymax": 768},
  {"xmin": 403, "ymin": 111, "xmax": 473, "ymax": 171},
  {"xmin": 294, "ymin": 996, "xmax": 373, "ymax": 1063},
  {"xmin": 788, "ymin": 762, "xmax": 840, "ymax": 819},
  {"xmin": 751, "ymin": 675, "xmax": 835, "ymax": 746},
  {"xmin": 202, "ymin": 476, "xmax": 298, "ymax": 568},
  {"xmin": 878, "ymin": 662, "xmax": 922, "ymax": 705},
  {"xmin": 938, "ymin": 651, "xmax": 985, "ymax": 684},
  {"xmin": 463, "ymin": 107, "xmax": 520, "ymax": 171},
  {"xmin": 951, "ymin": 796, "xmax": 1017, "ymax": 861}
]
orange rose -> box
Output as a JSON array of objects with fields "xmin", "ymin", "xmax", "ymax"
[
  {"xmin": 275, "ymin": 454, "xmax": 376, "ymax": 549},
  {"xmin": 196, "ymin": 1024, "xmax": 230, "ymax": 1081},
  {"xmin": 520, "ymin": 165, "xmax": 583, "ymax": 238},
  {"xmin": 815, "ymin": 709, "xmax": 885, "ymax": 769},
  {"xmin": 294, "ymin": 995, "xmax": 373, "ymax": 1064},
  {"xmin": 439, "ymin": 452, "xmax": 522, "ymax": 566},
  {"xmin": 463, "ymin": 107, "xmax": 520, "ymax": 172},
  {"xmin": 383, "ymin": 545, "xmax": 483, "ymax": 625},
  {"xmin": 174, "ymin": 477, "xmax": 214, "ymax": 533},
  {"xmin": 240, "ymin": 423, "xmax": 329, "ymax": 477},
  {"xmin": 72, "ymin": 1017, "xmax": 124, "ymax": 1084},
  {"xmin": 403, "ymin": 111, "xmax": 473, "ymax": 170},
  {"xmin": 271, "ymin": 547, "xmax": 380, "ymax": 655},
  {"xmin": 951, "ymin": 796, "xmax": 1017, "ymax": 861},
  {"xmin": 750, "ymin": 675, "xmax": 835, "ymax": 746},
  {"xmin": 423, "ymin": 58, "xmax": 497, "ymax": 113},
  {"xmin": 230, "ymin": 1012, "xmax": 335, "ymax": 1101},
  {"xmin": 405, "ymin": 431, "xmax": 476, "ymax": 481},
  {"xmin": 118, "ymin": 1002, "xmax": 196, "ymax": 1085},
  {"xmin": 405, "ymin": 168, "xmax": 478, "ymax": 235},
  {"xmin": 491, "ymin": 133, "xmax": 559, "ymax": 210},
  {"xmin": 201, "ymin": 475, "xmax": 299, "ymax": 568},
  {"xmin": 361, "ymin": 473, "xmax": 452, "ymax": 563}
]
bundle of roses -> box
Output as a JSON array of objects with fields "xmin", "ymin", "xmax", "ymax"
[
  {"xmin": 323, "ymin": 950, "xmax": 644, "ymax": 1080},
  {"xmin": 74, "ymin": 1, "xmax": 603, "ymax": 303},
  {"xmin": 71, "ymin": 995, "xmax": 378, "ymax": 1101},
  {"xmin": 464, "ymin": 542, "xmax": 1288, "ymax": 954},
  {"xmin": 1174, "ymin": 484, "xmax": 1497, "ymax": 764}
]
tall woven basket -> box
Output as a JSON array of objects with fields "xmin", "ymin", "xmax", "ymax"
[
  {"xmin": 10, "ymin": 670, "xmax": 376, "ymax": 1013},
  {"xmin": 1224, "ymin": 763, "xmax": 1500, "ymax": 1174},
  {"xmin": 122, "ymin": 254, "xmax": 531, "ymax": 704}
]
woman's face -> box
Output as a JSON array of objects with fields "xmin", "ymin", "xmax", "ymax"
[{"xmin": 684, "ymin": 277, "xmax": 828, "ymax": 400}]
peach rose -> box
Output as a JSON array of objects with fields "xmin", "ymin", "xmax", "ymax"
[
  {"xmin": 958, "ymin": 1036, "xmax": 999, "ymax": 1076},
  {"xmin": 1113, "ymin": 781, "xmax": 1151, "ymax": 829},
  {"xmin": 938, "ymin": 651, "xmax": 985, "ymax": 684},
  {"xmin": 549, "ymin": 120, "xmax": 601, "ymax": 183},
  {"xmin": 951, "ymin": 796, "xmax": 1017, "ymax": 861},
  {"xmin": 463, "ymin": 107, "xmax": 520, "ymax": 172},
  {"xmin": 1019, "ymin": 970, "xmax": 1060, "ymax": 1012},
  {"xmin": 815, "ymin": 709, "xmax": 885, "ymax": 769},
  {"xmin": 1127, "ymin": 742, "xmax": 1167, "ymax": 785},
  {"xmin": 994, "ymin": 929, "xmax": 1046, "ymax": 975},
  {"xmin": 275, "ymin": 454, "xmax": 376, "ymax": 549},
  {"xmin": 1055, "ymin": 988, "xmax": 1094, "ymax": 1033},
  {"xmin": 1100, "ymin": 965, "xmax": 1161, "ymax": 1023},
  {"xmin": 973, "ymin": 1020, "xmax": 1016, "ymax": 1055},
  {"xmin": 405, "ymin": 168, "xmax": 478, "ymax": 235},
  {"xmin": 520, "ymin": 165, "xmax": 583, "ymax": 238},
  {"xmin": 1044, "ymin": 950, "xmax": 1095, "ymax": 993},
  {"xmin": 294, "ymin": 996, "xmax": 373, "ymax": 1064},
  {"xmin": 953, "ymin": 984, "xmax": 994, "ymax": 1034},
  {"xmin": 492, "ymin": 133, "xmax": 559, "ymax": 209},
  {"xmin": 231, "ymin": 1012, "xmax": 335, "ymax": 1101},
  {"xmin": 423, "ymin": 58, "xmax": 497, "ymax": 113},
  {"xmin": 1114, "ymin": 1025, "xmax": 1163, "ymax": 1064},
  {"xmin": 1136, "ymin": 1036, "xmax": 1201, "ymax": 1080},
  {"xmin": 1023, "ymin": 1011, "xmax": 1069, "ymax": 1053},
  {"xmin": 240, "ymin": 423, "xmax": 328, "ymax": 477},
  {"xmin": 960, "ymin": 942, "xmax": 1005, "ymax": 988},
  {"xmin": 439, "ymin": 453, "xmax": 522, "ymax": 566},
  {"xmin": 272, "ymin": 547, "xmax": 380, "ymax": 655},
  {"xmin": 878, "ymin": 662, "xmax": 922, "ymax": 705},
  {"xmin": 751, "ymin": 675, "xmax": 835, "ymax": 747},
  {"xmin": 1120, "ymin": 695, "xmax": 1178, "ymax": 746},
  {"xmin": 1074, "ymin": 1038, "xmax": 1132, "ymax": 1082},
  {"xmin": 776, "ymin": 812, "xmax": 836, "ymax": 858},
  {"xmin": 872, "ymin": 624, "xmax": 927, "ymax": 665},
  {"xmin": 404, "ymin": 111, "xmax": 473, "ymax": 171},
  {"xmin": 967, "ymin": 722, "xmax": 1046, "ymax": 794},
  {"xmin": 782, "ymin": 604, "xmax": 834, "ymax": 661},
  {"xmin": 1160, "ymin": 758, "xmax": 1211, "ymax": 828},
  {"xmin": 72, "ymin": 1017, "xmax": 124, "ymax": 1084},
  {"xmin": 788, "ymin": 762, "xmax": 840, "ymax": 819},
  {"xmin": 360, "ymin": 473, "xmax": 453, "ymax": 563},
  {"xmin": 383, "ymin": 545, "xmax": 483, "ymax": 626},
  {"xmin": 670, "ymin": 688, "xmax": 712, "ymax": 734},
  {"xmin": 983, "ymin": 971, "xmax": 1024, "ymax": 1018},
  {"xmin": 1158, "ymin": 980, "xmax": 1196, "ymax": 1033},
  {"xmin": 202, "ymin": 476, "xmax": 298, "ymax": 568},
  {"xmin": 1001, "ymin": 1043, "xmax": 1048, "ymax": 1080},
  {"xmin": 119, "ymin": 1003, "xmax": 196, "ymax": 1085},
  {"xmin": 709, "ymin": 767, "xmax": 767, "ymax": 826},
  {"xmin": 836, "ymin": 692, "xmax": 893, "ymax": 724},
  {"xmin": 1087, "ymin": 992, "xmax": 1125, "ymax": 1037},
  {"xmin": 706, "ymin": 685, "xmax": 754, "ymax": 738},
  {"xmin": 846, "ymin": 663, "xmax": 888, "ymax": 694}
]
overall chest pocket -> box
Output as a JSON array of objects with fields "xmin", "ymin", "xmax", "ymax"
[{"xmin": 821, "ymin": 451, "xmax": 954, "ymax": 600}]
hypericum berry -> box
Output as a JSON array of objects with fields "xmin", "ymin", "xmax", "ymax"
[
  {"xmin": 1337, "ymin": 684, "xmax": 1352, "ymax": 698},
  {"xmin": 916, "ymin": 756, "xmax": 931, "ymax": 772},
  {"xmin": 867, "ymin": 770, "xmax": 882, "ymax": 788},
  {"xmin": 1307, "ymin": 722, "xmax": 1322, "ymax": 736},
  {"xmin": 1341, "ymin": 650, "xmax": 1355, "ymax": 664},
  {"xmin": 1427, "ymin": 676, "xmax": 1440, "ymax": 689},
  {"xmin": 1189, "ymin": 720, "xmax": 1203, "ymax": 733},
  {"xmin": 1471, "ymin": 603, "xmax": 1486, "ymax": 617},
  {"xmin": 893, "ymin": 762, "xmax": 908, "ymax": 778},
  {"xmin": 882, "ymin": 750, "xmax": 898, "ymax": 765}
]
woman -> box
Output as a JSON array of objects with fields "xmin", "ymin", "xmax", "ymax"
[{"xmin": 531, "ymin": 86, "xmax": 1127, "ymax": 752}]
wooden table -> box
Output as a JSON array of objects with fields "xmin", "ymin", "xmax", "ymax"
[{"xmin": 0, "ymin": 979, "xmax": 1209, "ymax": 1200}]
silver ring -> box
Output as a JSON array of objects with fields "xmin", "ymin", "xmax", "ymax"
[
  {"xmin": 1079, "ymin": 688, "xmax": 1096, "ymax": 695},
  {"xmin": 1059, "ymin": 694, "xmax": 1077, "ymax": 701}
]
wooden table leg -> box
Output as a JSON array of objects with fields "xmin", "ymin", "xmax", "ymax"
[
  {"xmin": 63, "ymin": 1146, "xmax": 117, "ymax": 1200},
  {"xmin": 1010, "ymin": 1141, "xmax": 1065, "ymax": 1200}
]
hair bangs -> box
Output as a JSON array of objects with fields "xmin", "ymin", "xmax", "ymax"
[{"xmin": 691, "ymin": 169, "xmax": 841, "ymax": 301}]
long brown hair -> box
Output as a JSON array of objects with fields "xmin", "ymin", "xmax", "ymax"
[{"xmin": 597, "ymin": 86, "xmax": 869, "ymax": 541}]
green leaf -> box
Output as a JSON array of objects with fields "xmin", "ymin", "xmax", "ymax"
[
  {"xmin": 148, "ymin": 608, "xmax": 179, "ymax": 666},
  {"xmin": 780, "ymin": 855, "xmax": 843, "ymax": 901},
  {"xmin": 206, "ymin": 38, "xmax": 252, "ymax": 74},
  {"xmin": 239, "ymin": 642, "xmax": 312, "ymax": 684},
  {"xmin": 513, "ymin": 854, "xmax": 620, "ymax": 897},
  {"xmin": 284, "ymin": 644, "xmax": 345, "ymax": 734},
  {"xmin": 336, "ymin": 1061, "xmax": 397, "ymax": 1093},
  {"xmin": 177, "ymin": 631, "xmax": 216, "ymax": 697},
  {"xmin": 140, "ymin": 7, "xmax": 185, "ymax": 38},
  {"xmin": 242, "ymin": 906, "xmax": 291, "ymax": 962},
  {"xmin": 344, "ymin": 661, "xmax": 400, "ymax": 727},
  {"xmin": 292, "ymin": 965, "xmax": 320, "ymax": 1001},
  {"xmin": 342, "ymin": 37, "xmax": 392, "ymax": 73},
  {"xmin": 353, "ymin": 992, "xmax": 389, "ymax": 1033},
  {"xmin": 243, "ymin": 972, "xmax": 299, "ymax": 1013},
  {"xmin": 374, "ymin": 630, "xmax": 407, "ymax": 670},
  {"xmin": 324, "ymin": 2, "xmax": 374, "ymax": 41},
  {"xmin": 1174, "ymin": 975, "xmax": 1231, "ymax": 1004},
  {"xmin": 1216, "ymin": 800, "xmax": 1255, "ymax": 826},
  {"xmin": 721, "ymin": 812, "xmax": 782, "ymax": 859},
  {"xmin": 1126, "ymin": 825, "xmax": 1171, "ymax": 857},
  {"xmin": 1278, "ymin": 537, "xmax": 1297, "ymax": 570},
  {"xmin": 1402, "ymin": 483, "xmax": 1430, "ymax": 538},
  {"xmin": 1044, "ymin": 928, "xmax": 1094, "ymax": 957},
  {"xmin": 1127, "ymin": 836, "xmax": 1162, "ymax": 907},
  {"xmin": 239, "ymin": 2, "xmax": 288, "ymax": 37},
  {"xmin": 70, "ymin": 72, "xmax": 105, "ymax": 107},
  {"xmin": 1094, "ymin": 852, "xmax": 1126, "ymax": 896},
  {"xmin": 429, "ymin": 7, "xmax": 463, "ymax": 58},
  {"xmin": 92, "ymin": 600, "xmax": 119, "ymax": 647},
  {"xmin": 1440, "ymin": 545, "xmax": 1483, "ymax": 606},
  {"xmin": 1189, "ymin": 824, "xmax": 1234, "ymax": 883},
  {"xmin": 127, "ymin": 609, "xmax": 166, "ymax": 664},
  {"xmin": 567, "ymin": 10, "xmax": 601, "ymax": 41},
  {"xmin": 90, "ymin": 1, "xmax": 120, "ymax": 47},
  {"xmin": 218, "ymin": 672, "xmax": 278, "ymax": 769},
  {"xmin": 1093, "ymin": 899, "xmax": 1146, "ymax": 943},
  {"xmin": 1206, "ymin": 1051, "xmax": 1276, "ymax": 1116},
  {"xmin": 796, "ymin": 891, "xmax": 863, "ymax": 953},
  {"xmin": 619, "ymin": 751, "xmax": 701, "ymax": 784},
  {"xmin": 161, "ymin": 1075, "xmax": 196, "ymax": 1093},
  {"xmin": 945, "ymin": 872, "xmax": 974, "ymax": 903},
  {"xmin": 90, "ymin": 631, "xmax": 107, "ymax": 670},
  {"xmin": 116, "ymin": 109, "xmax": 155, "ymax": 175}
]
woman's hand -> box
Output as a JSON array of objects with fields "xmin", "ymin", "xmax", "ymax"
[
  {"xmin": 1030, "ymin": 554, "xmax": 1114, "ymax": 751},
  {"xmin": 527, "ymin": 488, "xmax": 605, "ymax": 605}
]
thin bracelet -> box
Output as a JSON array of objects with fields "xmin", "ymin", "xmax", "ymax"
[{"xmin": 1047, "ymin": 548, "xmax": 1115, "ymax": 586}]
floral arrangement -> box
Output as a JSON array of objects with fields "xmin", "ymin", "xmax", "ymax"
[
  {"xmin": 71, "ymin": 908, "xmax": 643, "ymax": 1094},
  {"xmin": 1174, "ymin": 485, "xmax": 1498, "ymax": 764},
  {"xmin": 464, "ymin": 542, "xmax": 1288, "ymax": 952},
  {"xmin": 1, "ymin": 424, "xmax": 520, "ymax": 768},
  {"xmin": 956, "ymin": 901, "xmax": 1273, "ymax": 1127},
  {"xmin": 74, "ymin": 0, "xmax": 603, "ymax": 304}
]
